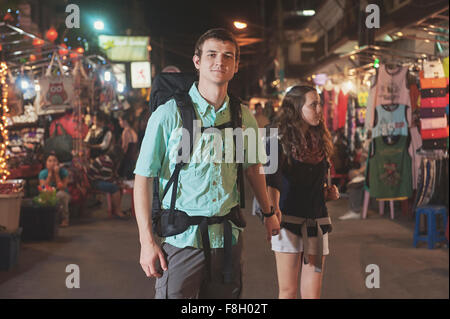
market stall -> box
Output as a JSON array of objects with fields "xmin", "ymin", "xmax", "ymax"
[
  {"xmin": 309, "ymin": 35, "xmax": 448, "ymax": 220},
  {"xmin": 0, "ymin": 22, "xmax": 127, "ymax": 253}
]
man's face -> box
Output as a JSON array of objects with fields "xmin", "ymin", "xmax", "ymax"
[{"xmin": 193, "ymin": 38, "xmax": 239, "ymax": 85}]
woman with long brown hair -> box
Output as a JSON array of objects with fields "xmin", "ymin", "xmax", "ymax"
[{"xmin": 265, "ymin": 85, "xmax": 339, "ymax": 299}]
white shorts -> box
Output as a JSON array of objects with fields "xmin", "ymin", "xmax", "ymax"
[{"xmin": 271, "ymin": 227, "xmax": 329, "ymax": 255}]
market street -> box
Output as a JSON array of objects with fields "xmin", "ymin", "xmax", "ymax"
[{"xmin": 0, "ymin": 187, "xmax": 448, "ymax": 299}]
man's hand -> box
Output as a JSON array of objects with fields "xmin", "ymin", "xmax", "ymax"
[
  {"xmin": 140, "ymin": 241, "xmax": 167, "ymax": 278},
  {"xmin": 325, "ymin": 185, "xmax": 340, "ymax": 201},
  {"xmin": 264, "ymin": 214, "xmax": 280, "ymax": 242}
]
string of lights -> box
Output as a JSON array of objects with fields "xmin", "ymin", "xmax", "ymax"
[{"xmin": 0, "ymin": 61, "xmax": 11, "ymax": 182}]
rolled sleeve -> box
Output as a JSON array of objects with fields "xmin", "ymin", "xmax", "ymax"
[
  {"xmin": 134, "ymin": 101, "xmax": 179, "ymax": 177},
  {"xmin": 241, "ymin": 106, "xmax": 267, "ymax": 171}
]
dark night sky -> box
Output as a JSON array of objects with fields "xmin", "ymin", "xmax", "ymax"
[
  {"xmin": 73, "ymin": 0, "xmax": 271, "ymax": 70},
  {"xmin": 66, "ymin": 0, "xmax": 301, "ymax": 97}
]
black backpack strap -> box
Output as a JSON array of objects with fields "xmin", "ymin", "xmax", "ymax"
[
  {"xmin": 152, "ymin": 92, "xmax": 196, "ymax": 218},
  {"xmin": 229, "ymin": 95, "xmax": 245, "ymax": 209}
]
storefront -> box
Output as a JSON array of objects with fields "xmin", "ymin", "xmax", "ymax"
[
  {"xmin": 300, "ymin": 11, "xmax": 448, "ymax": 227},
  {"xmin": 0, "ymin": 22, "xmax": 133, "ymax": 269}
]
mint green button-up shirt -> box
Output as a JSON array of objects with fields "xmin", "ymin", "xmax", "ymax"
[{"xmin": 134, "ymin": 83, "xmax": 266, "ymax": 249}]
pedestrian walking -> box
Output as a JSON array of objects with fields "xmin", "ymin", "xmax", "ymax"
[{"xmin": 265, "ymin": 85, "xmax": 339, "ymax": 299}]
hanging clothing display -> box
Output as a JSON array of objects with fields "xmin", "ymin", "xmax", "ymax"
[
  {"xmin": 420, "ymin": 126, "xmax": 449, "ymax": 140},
  {"xmin": 368, "ymin": 135, "xmax": 412, "ymax": 200},
  {"xmin": 443, "ymin": 57, "xmax": 449, "ymax": 78},
  {"xmin": 321, "ymin": 89, "xmax": 336, "ymax": 131},
  {"xmin": 420, "ymin": 107, "xmax": 447, "ymax": 118},
  {"xmin": 366, "ymin": 64, "xmax": 411, "ymax": 129},
  {"xmin": 408, "ymin": 126, "xmax": 423, "ymax": 190},
  {"xmin": 423, "ymin": 60, "xmax": 446, "ymax": 79},
  {"xmin": 414, "ymin": 154, "xmax": 449, "ymax": 209},
  {"xmin": 419, "ymin": 77, "xmax": 448, "ymax": 89},
  {"xmin": 337, "ymin": 90, "xmax": 349, "ymax": 129},
  {"xmin": 372, "ymin": 104, "xmax": 409, "ymax": 138},
  {"xmin": 420, "ymin": 116, "xmax": 448, "ymax": 130},
  {"xmin": 418, "ymin": 68, "xmax": 449, "ymax": 150},
  {"xmin": 409, "ymin": 83, "xmax": 420, "ymax": 112}
]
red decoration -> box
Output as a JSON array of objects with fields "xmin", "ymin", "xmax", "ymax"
[
  {"xmin": 32, "ymin": 37, "xmax": 44, "ymax": 46},
  {"xmin": 45, "ymin": 27, "xmax": 58, "ymax": 42},
  {"xmin": 0, "ymin": 44, "xmax": 2, "ymax": 51},
  {"xmin": 69, "ymin": 52, "xmax": 79, "ymax": 60},
  {"xmin": 58, "ymin": 44, "xmax": 69, "ymax": 56},
  {"xmin": 29, "ymin": 54, "xmax": 36, "ymax": 61},
  {"xmin": 76, "ymin": 47, "xmax": 84, "ymax": 55},
  {"xmin": 3, "ymin": 13, "xmax": 14, "ymax": 22}
]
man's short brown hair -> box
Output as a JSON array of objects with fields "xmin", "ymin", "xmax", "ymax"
[{"xmin": 194, "ymin": 28, "xmax": 240, "ymax": 62}]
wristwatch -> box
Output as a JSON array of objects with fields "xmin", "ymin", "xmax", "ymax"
[{"xmin": 259, "ymin": 206, "xmax": 275, "ymax": 218}]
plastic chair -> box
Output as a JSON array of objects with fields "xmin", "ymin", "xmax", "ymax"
[
  {"xmin": 413, "ymin": 205, "xmax": 448, "ymax": 249},
  {"xmin": 362, "ymin": 190, "xmax": 395, "ymax": 220}
]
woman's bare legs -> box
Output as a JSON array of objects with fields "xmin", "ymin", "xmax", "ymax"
[
  {"xmin": 275, "ymin": 252, "xmax": 301, "ymax": 299},
  {"xmin": 299, "ymin": 254, "xmax": 326, "ymax": 299}
]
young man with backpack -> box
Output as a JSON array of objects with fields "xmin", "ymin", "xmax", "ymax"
[{"xmin": 134, "ymin": 28, "xmax": 280, "ymax": 299}]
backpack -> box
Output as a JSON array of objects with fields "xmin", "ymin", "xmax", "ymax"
[{"xmin": 149, "ymin": 72, "xmax": 246, "ymax": 221}]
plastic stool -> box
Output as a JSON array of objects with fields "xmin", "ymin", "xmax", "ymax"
[
  {"xmin": 362, "ymin": 190, "xmax": 395, "ymax": 220},
  {"xmin": 413, "ymin": 206, "xmax": 448, "ymax": 249}
]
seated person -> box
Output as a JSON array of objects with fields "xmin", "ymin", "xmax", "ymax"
[
  {"xmin": 84, "ymin": 112, "xmax": 113, "ymax": 159},
  {"xmin": 339, "ymin": 147, "xmax": 368, "ymax": 220},
  {"xmin": 87, "ymin": 153, "xmax": 128, "ymax": 220},
  {"xmin": 38, "ymin": 151, "xmax": 71, "ymax": 227}
]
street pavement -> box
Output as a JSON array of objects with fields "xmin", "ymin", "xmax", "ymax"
[{"xmin": 0, "ymin": 184, "xmax": 448, "ymax": 299}]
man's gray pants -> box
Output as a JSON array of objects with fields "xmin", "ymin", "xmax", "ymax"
[{"xmin": 155, "ymin": 234, "xmax": 243, "ymax": 299}]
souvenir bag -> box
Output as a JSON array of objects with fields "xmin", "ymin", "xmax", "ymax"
[{"xmin": 38, "ymin": 52, "xmax": 74, "ymax": 114}]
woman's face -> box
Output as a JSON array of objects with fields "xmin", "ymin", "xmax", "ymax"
[
  {"xmin": 46, "ymin": 155, "xmax": 59, "ymax": 170},
  {"xmin": 118, "ymin": 118, "xmax": 124, "ymax": 128},
  {"xmin": 300, "ymin": 91, "xmax": 322, "ymax": 126}
]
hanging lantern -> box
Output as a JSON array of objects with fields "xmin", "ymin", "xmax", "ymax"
[
  {"xmin": 32, "ymin": 37, "xmax": 44, "ymax": 47},
  {"xmin": 29, "ymin": 54, "xmax": 36, "ymax": 62},
  {"xmin": 75, "ymin": 47, "xmax": 84, "ymax": 55},
  {"xmin": 69, "ymin": 52, "xmax": 79, "ymax": 60},
  {"xmin": 45, "ymin": 27, "xmax": 58, "ymax": 42},
  {"xmin": 59, "ymin": 44, "xmax": 69, "ymax": 56},
  {"xmin": 3, "ymin": 13, "xmax": 14, "ymax": 22}
]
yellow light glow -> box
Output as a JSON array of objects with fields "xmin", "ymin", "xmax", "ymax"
[{"xmin": 233, "ymin": 21, "xmax": 248, "ymax": 30}]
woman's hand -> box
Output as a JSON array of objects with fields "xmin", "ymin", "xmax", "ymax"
[
  {"xmin": 325, "ymin": 185, "xmax": 340, "ymax": 201},
  {"xmin": 274, "ymin": 207, "xmax": 282, "ymax": 224},
  {"xmin": 264, "ymin": 214, "xmax": 281, "ymax": 242}
]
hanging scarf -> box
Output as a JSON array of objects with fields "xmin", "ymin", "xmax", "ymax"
[{"xmin": 291, "ymin": 130, "xmax": 324, "ymax": 164}]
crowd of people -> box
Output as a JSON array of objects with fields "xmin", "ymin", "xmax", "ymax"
[{"xmin": 39, "ymin": 102, "xmax": 150, "ymax": 227}]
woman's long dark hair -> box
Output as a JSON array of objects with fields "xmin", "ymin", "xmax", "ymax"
[{"xmin": 273, "ymin": 85, "xmax": 333, "ymax": 164}]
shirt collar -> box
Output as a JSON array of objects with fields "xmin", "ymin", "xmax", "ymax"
[{"xmin": 189, "ymin": 82, "xmax": 229, "ymax": 116}]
